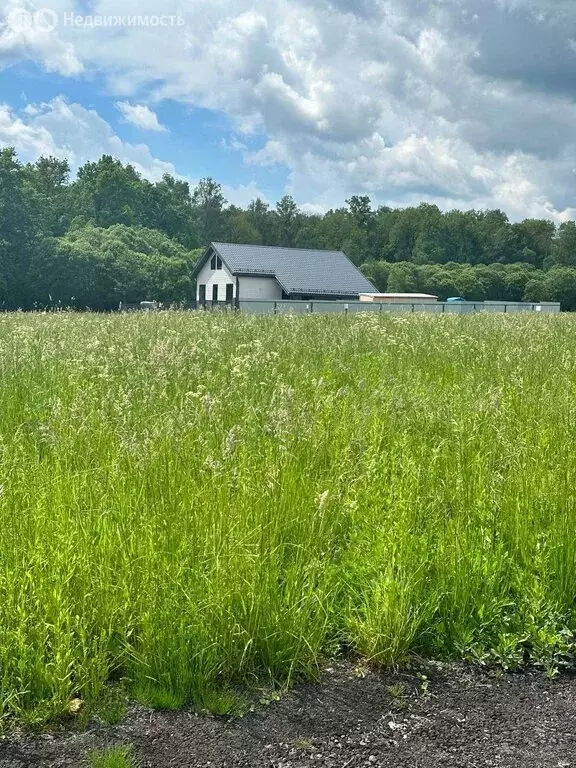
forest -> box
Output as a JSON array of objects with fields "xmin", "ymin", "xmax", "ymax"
[{"xmin": 2, "ymin": 146, "xmax": 576, "ymax": 309}]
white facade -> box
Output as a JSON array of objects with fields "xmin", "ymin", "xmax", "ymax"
[
  {"xmin": 196, "ymin": 259, "xmax": 236, "ymax": 303},
  {"xmin": 196, "ymin": 256, "xmax": 284, "ymax": 303},
  {"xmin": 238, "ymin": 275, "xmax": 283, "ymax": 300}
]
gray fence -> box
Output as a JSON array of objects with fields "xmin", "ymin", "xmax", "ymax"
[
  {"xmin": 119, "ymin": 299, "xmax": 561, "ymax": 315},
  {"xmin": 237, "ymin": 300, "xmax": 561, "ymax": 315}
]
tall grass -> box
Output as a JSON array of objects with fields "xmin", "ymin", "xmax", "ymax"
[
  {"xmin": 0, "ymin": 311, "xmax": 575, "ymax": 721},
  {"xmin": 89, "ymin": 745, "xmax": 137, "ymax": 768}
]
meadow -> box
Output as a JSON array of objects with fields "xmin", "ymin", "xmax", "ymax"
[{"xmin": 0, "ymin": 311, "xmax": 575, "ymax": 723}]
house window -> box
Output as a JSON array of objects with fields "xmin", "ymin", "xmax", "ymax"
[
  {"xmin": 199, "ymin": 284, "xmax": 206, "ymax": 306},
  {"xmin": 210, "ymin": 254, "xmax": 216, "ymax": 270},
  {"xmin": 217, "ymin": 256, "xmax": 222, "ymax": 269},
  {"xmin": 212, "ymin": 284, "xmax": 219, "ymax": 303},
  {"xmin": 226, "ymin": 284, "xmax": 234, "ymax": 304}
]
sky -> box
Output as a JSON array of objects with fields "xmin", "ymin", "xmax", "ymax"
[{"xmin": 1, "ymin": 0, "xmax": 576, "ymax": 220}]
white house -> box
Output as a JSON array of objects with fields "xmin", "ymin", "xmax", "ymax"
[{"xmin": 192, "ymin": 242, "xmax": 377, "ymax": 305}]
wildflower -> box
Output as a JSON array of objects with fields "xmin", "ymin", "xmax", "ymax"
[
  {"xmin": 68, "ymin": 698, "xmax": 83, "ymax": 715},
  {"xmin": 204, "ymin": 456, "xmax": 222, "ymax": 472},
  {"xmin": 224, "ymin": 427, "xmax": 239, "ymax": 457}
]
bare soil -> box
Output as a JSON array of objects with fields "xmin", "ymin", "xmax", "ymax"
[{"xmin": 1, "ymin": 661, "xmax": 575, "ymax": 767}]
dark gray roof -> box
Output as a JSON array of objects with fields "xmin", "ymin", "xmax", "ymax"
[{"xmin": 203, "ymin": 242, "xmax": 376, "ymax": 296}]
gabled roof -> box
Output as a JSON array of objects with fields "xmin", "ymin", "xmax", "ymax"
[{"xmin": 194, "ymin": 242, "xmax": 377, "ymax": 296}]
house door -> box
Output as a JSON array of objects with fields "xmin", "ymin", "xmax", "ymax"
[
  {"xmin": 212, "ymin": 284, "xmax": 219, "ymax": 304},
  {"xmin": 198, "ymin": 284, "xmax": 206, "ymax": 307},
  {"xmin": 226, "ymin": 284, "xmax": 234, "ymax": 304}
]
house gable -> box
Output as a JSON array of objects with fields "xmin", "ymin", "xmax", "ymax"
[{"xmin": 194, "ymin": 246, "xmax": 236, "ymax": 303}]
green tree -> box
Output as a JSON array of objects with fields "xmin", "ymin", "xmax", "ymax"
[
  {"xmin": 246, "ymin": 198, "xmax": 273, "ymax": 243},
  {"xmin": 512, "ymin": 219, "xmax": 555, "ymax": 268},
  {"xmin": 360, "ymin": 261, "xmax": 390, "ymax": 291},
  {"xmin": 542, "ymin": 267, "xmax": 576, "ymax": 310},
  {"xmin": 475, "ymin": 209, "xmax": 522, "ymax": 264},
  {"xmin": 551, "ymin": 222, "xmax": 576, "ymax": 267},
  {"xmin": 274, "ymin": 195, "xmax": 301, "ymax": 247},
  {"xmin": 191, "ymin": 177, "xmax": 226, "ymax": 245},
  {"xmin": 73, "ymin": 155, "xmax": 144, "ymax": 228},
  {"xmin": 346, "ymin": 195, "xmax": 373, "ymax": 230},
  {"xmin": 23, "ymin": 156, "xmax": 71, "ymax": 237},
  {"xmin": 143, "ymin": 174, "xmax": 197, "ymax": 247},
  {"xmin": 387, "ymin": 263, "xmax": 418, "ymax": 292},
  {"xmin": 223, "ymin": 206, "xmax": 262, "ymax": 244},
  {"xmin": 0, "ymin": 147, "xmax": 37, "ymax": 307},
  {"xmin": 388, "ymin": 214, "xmax": 417, "ymax": 262},
  {"xmin": 441, "ymin": 211, "xmax": 481, "ymax": 264},
  {"xmin": 28, "ymin": 224, "xmax": 196, "ymax": 309},
  {"xmin": 523, "ymin": 276, "xmax": 546, "ymax": 302},
  {"xmin": 425, "ymin": 270, "xmax": 460, "ymax": 300},
  {"xmin": 503, "ymin": 264, "xmax": 537, "ymax": 301}
]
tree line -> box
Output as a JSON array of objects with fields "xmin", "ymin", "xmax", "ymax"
[{"xmin": 2, "ymin": 146, "xmax": 576, "ymax": 309}]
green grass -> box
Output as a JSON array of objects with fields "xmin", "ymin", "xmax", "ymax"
[
  {"xmin": 0, "ymin": 311, "xmax": 575, "ymax": 722},
  {"xmin": 89, "ymin": 745, "xmax": 137, "ymax": 768}
]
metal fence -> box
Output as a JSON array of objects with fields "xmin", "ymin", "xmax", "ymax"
[
  {"xmin": 119, "ymin": 299, "xmax": 561, "ymax": 315},
  {"xmin": 237, "ymin": 300, "xmax": 561, "ymax": 315}
]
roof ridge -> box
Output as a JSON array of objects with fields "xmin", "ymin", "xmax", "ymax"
[{"xmin": 211, "ymin": 242, "xmax": 345, "ymax": 254}]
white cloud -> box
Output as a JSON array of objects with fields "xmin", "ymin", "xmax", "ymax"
[
  {"xmin": 220, "ymin": 135, "xmax": 248, "ymax": 152},
  {"xmin": 222, "ymin": 181, "xmax": 268, "ymax": 207},
  {"xmin": 3, "ymin": 0, "xmax": 576, "ymax": 219},
  {"xmin": 0, "ymin": 0, "xmax": 82, "ymax": 75},
  {"xmin": 0, "ymin": 97, "xmax": 269, "ymax": 206},
  {"xmin": 115, "ymin": 102, "xmax": 166, "ymax": 132},
  {"xmin": 0, "ymin": 97, "xmax": 176, "ymax": 179}
]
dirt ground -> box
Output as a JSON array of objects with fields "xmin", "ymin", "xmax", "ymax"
[{"xmin": 1, "ymin": 661, "xmax": 575, "ymax": 768}]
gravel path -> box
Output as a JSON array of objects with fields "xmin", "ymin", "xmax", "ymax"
[{"xmin": 1, "ymin": 662, "xmax": 575, "ymax": 767}]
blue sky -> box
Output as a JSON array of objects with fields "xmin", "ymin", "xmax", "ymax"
[
  {"xmin": 0, "ymin": 56, "xmax": 289, "ymax": 206},
  {"xmin": 1, "ymin": 0, "xmax": 576, "ymax": 218}
]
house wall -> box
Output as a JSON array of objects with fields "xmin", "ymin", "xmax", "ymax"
[
  {"xmin": 237, "ymin": 275, "xmax": 283, "ymax": 300},
  {"xmin": 196, "ymin": 259, "xmax": 236, "ymax": 302}
]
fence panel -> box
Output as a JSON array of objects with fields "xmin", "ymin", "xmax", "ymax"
[
  {"xmin": 238, "ymin": 300, "xmax": 277, "ymax": 314},
  {"xmin": 274, "ymin": 301, "xmax": 311, "ymax": 314},
  {"xmin": 312, "ymin": 301, "xmax": 349, "ymax": 313},
  {"xmin": 346, "ymin": 302, "xmax": 381, "ymax": 313},
  {"xmin": 215, "ymin": 299, "xmax": 561, "ymax": 316}
]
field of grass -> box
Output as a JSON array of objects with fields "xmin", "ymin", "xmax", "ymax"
[{"xmin": 0, "ymin": 311, "xmax": 575, "ymax": 723}]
